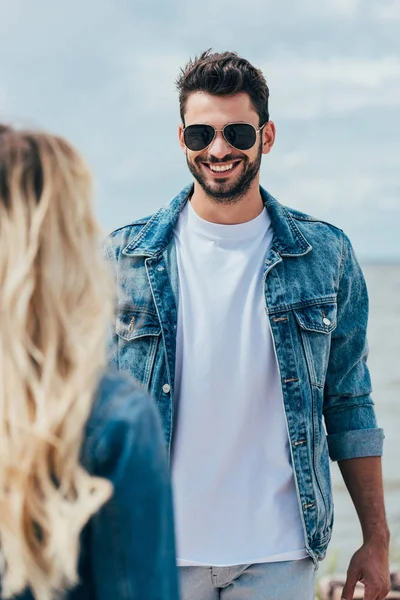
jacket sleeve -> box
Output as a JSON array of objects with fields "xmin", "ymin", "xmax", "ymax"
[
  {"xmin": 88, "ymin": 386, "xmax": 179, "ymax": 600},
  {"xmin": 323, "ymin": 233, "xmax": 384, "ymax": 462}
]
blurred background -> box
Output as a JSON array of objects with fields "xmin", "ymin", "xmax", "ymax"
[{"xmin": 1, "ymin": 0, "xmax": 399, "ymax": 576}]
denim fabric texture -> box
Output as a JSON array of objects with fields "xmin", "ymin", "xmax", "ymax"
[
  {"xmin": 178, "ymin": 559, "xmax": 316, "ymax": 600},
  {"xmin": 105, "ymin": 184, "xmax": 384, "ymax": 564},
  {"xmin": 3, "ymin": 370, "xmax": 179, "ymax": 600}
]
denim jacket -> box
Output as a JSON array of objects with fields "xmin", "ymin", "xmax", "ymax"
[
  {"xmin": 5, "ymin": 370, "xmax": 179, "ymax": 600},
  {"xmin": 105, "ymin": 184, "xmax": 384, "ymax": 564},
  {"xmin": 71, "ymin": 370, "xmax": 179, "ymax": 599}
]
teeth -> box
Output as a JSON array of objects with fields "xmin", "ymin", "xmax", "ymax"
[{"xmin": 209, "ymin": 163, "xmax": 234, "ymax": 172}]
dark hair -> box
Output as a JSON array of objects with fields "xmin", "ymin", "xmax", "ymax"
[{"xmin": 176, "ymin": 50, "xmax": 270, "ymax": 126}]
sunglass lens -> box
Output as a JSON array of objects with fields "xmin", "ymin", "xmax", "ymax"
[
  {"xmin": 184, "ymin": 124, "xmax": 215, "ymax": 151},
  {"xmin": 224, "ymin": 124, "xmax": 256, "ymax": 150}
]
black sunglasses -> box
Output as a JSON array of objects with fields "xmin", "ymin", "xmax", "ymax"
[{"xmin": 183, "ymin": 122, "xmax": 268, "ymax": 152}]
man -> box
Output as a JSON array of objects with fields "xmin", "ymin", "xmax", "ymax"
[{"xmin": 105, "ymin": 50, "xmax": 390, "ymax": 600}]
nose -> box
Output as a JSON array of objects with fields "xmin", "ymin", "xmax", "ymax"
[{"xmin": 207, "ymin": 130, "xmax": 232, "ymax": 159}]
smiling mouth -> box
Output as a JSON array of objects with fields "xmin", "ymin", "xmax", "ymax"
[{"xmin": 202, "ymin": 160, "xmax": 242, "ymax": 175}]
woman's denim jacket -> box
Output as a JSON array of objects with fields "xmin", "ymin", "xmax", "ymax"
[
  {"xmin": 72, "ymin": 371, "xmax": 179, "ymax": 599},
  {"xmin": 104, "ymin": 184, "xmax": 384, "ymax": 564}
]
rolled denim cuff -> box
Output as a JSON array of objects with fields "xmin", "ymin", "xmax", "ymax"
[{"xmin": 327, "ymin": 428, "xmax": 384, "ymax": 462}]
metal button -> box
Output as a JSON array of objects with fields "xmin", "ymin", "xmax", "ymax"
[
  {"xmin": 323, "ymin": 317, "xmax": 331, "ymax": 326},
  {"xmin": 128, "ymin": 316, "xmax": 135, "ymax": 332},
  {"xmin": 162, "ymin": 384, "xmax": 171, "ymax": 394},
  {"xmin": 157, "ymin": 266, "xmax": 165, "ymax": 272}
]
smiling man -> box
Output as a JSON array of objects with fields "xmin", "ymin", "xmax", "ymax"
[{"xmin": 105, "ymin": 51, "xmax": 390, "ymax": 600}]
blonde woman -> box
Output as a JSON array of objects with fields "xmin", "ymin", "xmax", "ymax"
[{"xmin": 0, "ymin": 125, "xmax": 179, "ymax": 600}]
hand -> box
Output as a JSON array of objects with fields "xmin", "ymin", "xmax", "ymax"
[{"xmin": 341, "ymin": 541, "xmax": 391, "ymax": 600}]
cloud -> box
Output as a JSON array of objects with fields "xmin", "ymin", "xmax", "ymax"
[
  {"xmin": 264, "ymin": 56, "xmax": 400, "ymax": 119},
  {"xmin": 294, "ymin": 0, "xmax": 362, "ymax": 18},
  {"xmin": 179, "ymin": 0, "xmax": 363, "ymax": 28},
  {"xmin": 373, "ymin": 0, "xmax": 400, "ymax": 21},
  {"xmin": 108, "ymin": 52, "xmax": 185, "ymax": 116}
]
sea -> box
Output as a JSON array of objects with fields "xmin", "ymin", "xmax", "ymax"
[{"xmin": 322, "ymin": 264, "xmax": 400, "ymax": 575}]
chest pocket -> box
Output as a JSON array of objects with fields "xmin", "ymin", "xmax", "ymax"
[
  {"xmin": 116, "ymin": 308, "xmax": 161, "ymax": 387},
  {"xmin": 293, "ymin": 302, "xmax": 337, "ymax": 387}
]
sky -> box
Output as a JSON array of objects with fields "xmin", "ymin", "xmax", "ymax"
[{"xmin": 1, "ymin": 0, "xmax": 399, "ymax": 261}]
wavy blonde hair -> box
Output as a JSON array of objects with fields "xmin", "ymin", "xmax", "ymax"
[{"xmin": 0, "ymin": 125, "xmax": 114, "ymax": 599}]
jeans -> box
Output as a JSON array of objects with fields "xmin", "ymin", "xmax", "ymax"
[{"xmin": 179, "ymin": 559, "xmax": 316, "ymax": 600}]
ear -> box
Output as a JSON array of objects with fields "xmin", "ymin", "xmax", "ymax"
[
  {"xmin": 178, "ymin": 123, "xmax": 186, "ymax": 153},
  {"xmin": 262, "ymin": 121, "xmax": 276, "ymax": 155}
]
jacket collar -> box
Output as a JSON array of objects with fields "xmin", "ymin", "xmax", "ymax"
[
  {"xmin": 123, "ymin": 184, "xmax": 312, "ymax": 258},
  {"xmin": 260, "ymin": 187, "xmax": 312, "ymax": 257}
]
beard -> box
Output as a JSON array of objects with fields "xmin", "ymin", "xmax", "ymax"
[{"xmin": 186, "ymin": 139, "xmax": 263, "ymax": 204}]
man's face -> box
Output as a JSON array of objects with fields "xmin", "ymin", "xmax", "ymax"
[{"xmin": 178, "ymin": 92, "xmax": 274, "ymax": 204}]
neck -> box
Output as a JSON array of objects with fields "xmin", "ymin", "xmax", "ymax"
[{"xmin": 190, "ymin": 179, "xmax": 264, "ymax": 225}]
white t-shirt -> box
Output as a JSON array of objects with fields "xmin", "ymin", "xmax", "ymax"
[{"xmin": 172, "ymin": 201, "xmax": 306, "ymax": 567}]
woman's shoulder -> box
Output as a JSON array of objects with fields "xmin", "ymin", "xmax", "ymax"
[
  {"xmin": 81, "ymin": 369, "xmax": 164, "ymax": 474},
  {"xmin": 92, "ymin": 368, "xmax": 155, "ymax": 428}
]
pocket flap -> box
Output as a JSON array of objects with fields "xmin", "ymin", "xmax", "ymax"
[
  {"xmin": 116, "ymin": 309, "xmax": 161, "ymax": 341},
  {"xmin": 293, "ymin": 303, "xmax": 337, "ymax": 334}
]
